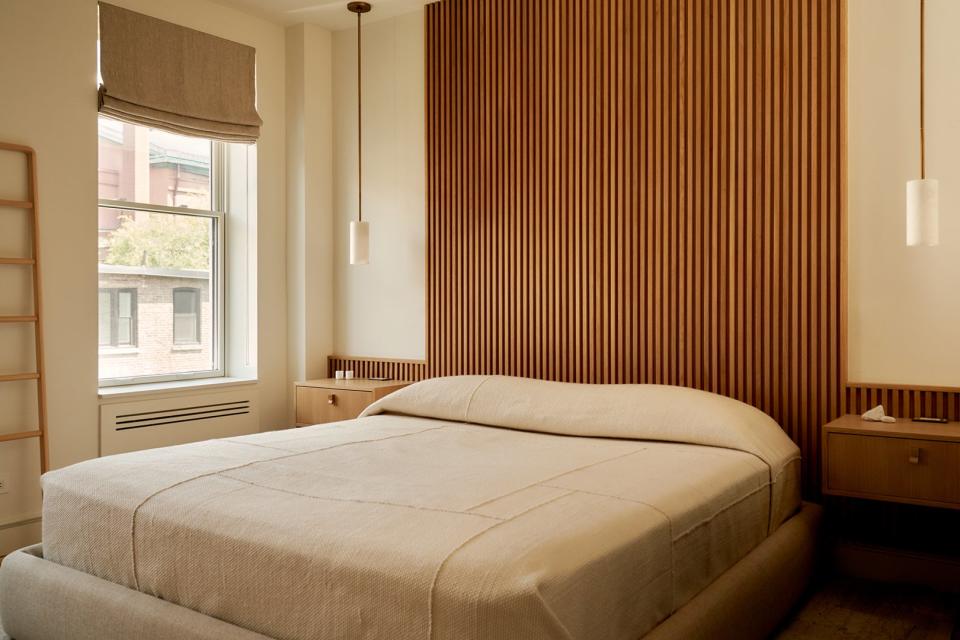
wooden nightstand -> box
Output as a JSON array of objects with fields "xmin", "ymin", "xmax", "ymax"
[
  {"xmin": 822, "ymin": 415, "xmax": 960, "ymax": 510},
  {"xmin": 294, "ymin": 378, "xmax": 411, "ymax": 426}
]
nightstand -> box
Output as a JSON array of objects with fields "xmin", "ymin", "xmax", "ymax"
[
  {"xmin": 294, "ymin": 378, "xmax": 411, "ymax": 426},
  {"xmin": 822, "ymin": 415, "xmax": 960, "ymax": 509}
]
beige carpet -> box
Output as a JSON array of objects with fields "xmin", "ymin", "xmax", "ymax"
[{"xmin": 775, "ymin": 578, "xmax": 958, "ymax": 640}]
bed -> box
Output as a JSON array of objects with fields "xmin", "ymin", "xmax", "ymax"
[{"xmin": 0, "ymin": 375, "xmax": 819, "ymax": 640}]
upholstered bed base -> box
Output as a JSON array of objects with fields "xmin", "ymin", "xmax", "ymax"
[
  {"xmin": 0, "ymin": 503, "xmax": 820, "ymax": 640},
  {"xmin": 645, "ymin": 501, "xmax": 822, "ymax": 640}
]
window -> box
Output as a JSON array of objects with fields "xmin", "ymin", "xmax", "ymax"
[
  {"xmin": 173, "ymin": 288, "xmax": 201, "ymax": 345},
  {"xmin": 98, "ymin": 116, "xmax": 224, "ymax": 385},
  {"xmin": 98, "ymin": 288, "xmax": 137, "ymax": 347}
]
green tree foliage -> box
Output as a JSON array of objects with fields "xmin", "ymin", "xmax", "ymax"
[{"xmin": 105, "ymin": 212, "xmax": 210, "ymax": 270}]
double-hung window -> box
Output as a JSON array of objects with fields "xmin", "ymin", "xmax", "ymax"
[
  {"xmin": 98, "ymin": 288, "xmax": 137, "ymax": 348},
  {"xmin": 97, "ymin": 116, "xmax": 225, "ymax": 385}
]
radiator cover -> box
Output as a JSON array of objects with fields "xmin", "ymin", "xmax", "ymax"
[{"xmin": 99, "ymin": 388, "xmax": 259, "ymax": 456}]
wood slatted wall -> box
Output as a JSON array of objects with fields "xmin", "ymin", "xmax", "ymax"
[
  {"xmin": 425, "ymin": 0, "xmax": 845, "ymax": 496},
  {"xmin": 844, "ymin": 384, "xmax": 960, "ymax": 422},
  {"xmin": 328, "ymin": 356, "xmax": 427, "ymax": 382}
]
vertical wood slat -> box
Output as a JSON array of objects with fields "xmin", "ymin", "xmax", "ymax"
[{"xmin": 425, "ymin": 0, "xmax": 843, "ymax": 498}]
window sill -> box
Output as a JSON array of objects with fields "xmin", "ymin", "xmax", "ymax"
[
  {"xmin": 99, "ymin": 347, "xmax": 140, "ymax": 356},
  {"xmin": 170, "ymin": 344, "xmax": 202, "ymax": 352},
  {"xmin": 98, "ymin": 376, "xmax": 258, "ymax": 403}
]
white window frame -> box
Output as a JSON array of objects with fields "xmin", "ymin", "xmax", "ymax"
[{"xmin": 98, "ymin": 140, "xmax": 227, "ymax": 387}]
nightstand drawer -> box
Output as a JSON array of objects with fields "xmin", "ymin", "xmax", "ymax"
[
  {"xmin": 826, "ymin": 433, "xmax": 960, "ymax": 504},
  {"xmin": 296, "ymin": 387, "xmax": 372, "ymax": 425}
]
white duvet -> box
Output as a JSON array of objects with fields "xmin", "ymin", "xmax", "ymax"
[{"xmin": 42, "ymin": 376, "xmax": 800, "ymax": 640}]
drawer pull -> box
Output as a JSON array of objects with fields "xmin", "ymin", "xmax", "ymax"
[
  {"xmin": 908, "ymin": 447, "xmax": 921, "ymax": 465},
  {"xmin": 328, "ymin": 394, "xmax": 337, "ymax": 406}
]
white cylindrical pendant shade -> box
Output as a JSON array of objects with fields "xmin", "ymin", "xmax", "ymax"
[
  {"xmin": 906, "ymin": 178, "xmax": 939, "ymax": 246},
  {"xmin": 350, "ymin": 220, "xmax": 370, "ymax": 265}
]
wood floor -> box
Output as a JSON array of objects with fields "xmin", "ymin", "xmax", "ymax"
[{"xmin": 775, "ymin": 578, "xmax": 958, "ymax": 639}]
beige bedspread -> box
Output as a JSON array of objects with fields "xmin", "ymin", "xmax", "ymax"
[{"xmin": 42, "ymin": 376, "xmax": 800, "ymax": 640}]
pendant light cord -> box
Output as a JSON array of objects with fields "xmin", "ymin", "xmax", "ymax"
[
  {"xmin": 357, "ymin": 9, "xmax": 363, "ymax": 222},
  {"xmin": 920, "ymin": 0, "xmax": 925, "ymax": 179}
]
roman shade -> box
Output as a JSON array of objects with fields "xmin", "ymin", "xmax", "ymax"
[{"xmin": 97, "ymin": 3, "xmax": 262, "ymax": 142}]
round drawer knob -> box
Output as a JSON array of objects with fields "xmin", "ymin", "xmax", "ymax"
[{"xmin": 328, "ymin": 394, "xmax": 337, "ymax": 406}]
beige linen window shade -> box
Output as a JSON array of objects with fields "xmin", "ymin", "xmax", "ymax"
[{"xmin": 97, "ymin": 2, "xmax": 262, "ymax": 142}]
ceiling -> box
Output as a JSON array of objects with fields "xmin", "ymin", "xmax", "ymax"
[{"xmin": 211, "ymin": 0, "xmax": 427, "ymax": 31}]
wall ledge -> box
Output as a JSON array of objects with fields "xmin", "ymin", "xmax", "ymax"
[{"xmin": 99, "ymin": 376, "xmax": 258, "ymax": 403}]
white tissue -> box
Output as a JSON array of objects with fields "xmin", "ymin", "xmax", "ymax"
[{"xmin": 862, "ymin": 405, "xmax": 896, "ymax": 423}]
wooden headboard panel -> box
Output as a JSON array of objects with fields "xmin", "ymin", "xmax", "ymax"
[
  {"xmin": 328, "ymin": 355, "xmax": 427, "ymax": 382},
  {"xmin": 425, "ymin": 0, "xmax": 845, "ymax": 496}
]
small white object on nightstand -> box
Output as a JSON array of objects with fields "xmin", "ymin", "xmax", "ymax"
[{"xmin": 862, "ymin": 405, "xmax": 896, "ymax": 423}]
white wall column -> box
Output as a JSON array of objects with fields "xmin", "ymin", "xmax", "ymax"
[{"xmin": 286, "ymin": 23, "xmax": 335, "ymax": 421}]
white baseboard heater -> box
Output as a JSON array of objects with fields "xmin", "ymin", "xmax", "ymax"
[{"xmin": 100, "ymin": 389, "xmax": 260, "ymax": 456}]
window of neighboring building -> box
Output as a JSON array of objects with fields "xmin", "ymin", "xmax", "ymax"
[
  {"xmin": 98, "ymin": 288, "xmax": 137, "ymax": 347},
  {"xmin": 98, "ymin": 115, "xmax": 224, "ymax": 385},
  {"xmin": 173, "ymin": 288, "xmax": 201, "ymax": 345}
]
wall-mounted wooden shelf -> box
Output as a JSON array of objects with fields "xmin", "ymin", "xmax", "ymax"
[
  {"xmin": 823, "ymin": 415, "xmax": 960, "ymax": 510},
  {"xmin": 295, "ymin": 378, "xmax": 411, "ymax": 427}
]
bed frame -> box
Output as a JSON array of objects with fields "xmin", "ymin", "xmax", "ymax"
[{"xmin": 0, "ymin": 503, "xmax": 820, "ymax": 640}]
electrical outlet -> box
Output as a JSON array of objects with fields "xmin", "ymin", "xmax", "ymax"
[{"xmin": 0, "ymin": 473, "xmax": 9, "ymax": 495}]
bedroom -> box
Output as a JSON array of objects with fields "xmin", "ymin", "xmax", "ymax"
[{"xmin": 0, "ymin": 0, "xmax": 958, "ymax": 638}]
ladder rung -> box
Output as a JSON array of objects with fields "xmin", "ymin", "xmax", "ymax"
[
  {"xmin": 0, "ymin": 429, "xmax": 41, "ymax": 444},
  {"xmin": 0, "ymin": 373, "xmax": 39, "ymax": 383},
  {"xmin": 0, "ymin": 315, "xmax": 37, "ymax": 323},
  {"xmin": 0, "ymin": 199, "xmax": 33, "ymax": 209},
  {"xmin": 0, "ymin": 257, "xmax": 35, "ymax": 265}
]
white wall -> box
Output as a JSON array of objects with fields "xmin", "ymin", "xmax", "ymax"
[
  {"xmin": 848, "ymin": 0, "xmax": 960, "ymax": 386},
  {"xmin": 0, "ymin": 0, "xmax": 99, "ymax": 552},
  {"xmin": 0, "ymin": 0, "xmax": 290, "ymax": 554},
  {"xmin": 287, "ymin": 24, "xmax": 335, "ymax": 401},
  {"xmin": 332, "ymin": 10, "xmax": 426, "ymax": 360}
]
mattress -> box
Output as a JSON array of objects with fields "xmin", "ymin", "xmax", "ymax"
[{"xmin": 41, "ymin": 376, "xmax": 801, "ymax": 640}]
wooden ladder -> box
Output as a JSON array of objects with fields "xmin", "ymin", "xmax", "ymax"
[{"xmin": 0, "ymin": 141, "xmax": 48, "ymax": 473}]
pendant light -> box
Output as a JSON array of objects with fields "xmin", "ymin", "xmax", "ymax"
[
  {"xmin": 907, "ymin": 0, "xmax": 938, "ymax": 246},
  {"xmin": 349, "ymin": 1, "xmax": 371, "ymax": 264}
]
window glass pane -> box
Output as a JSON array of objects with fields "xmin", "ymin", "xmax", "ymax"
[
  {"xmin": 174, "ymin": 314, "xmax": 198, "ymax": 344},
  {"xmin": 173, "ymin": 289, "xmax": 197, "ymax": 314},
  {"xmin": 118, "ymin": 290, "xmax": 133, "ymax": 318},
  {"xmin": 98, "ymin": 116, "xmax": 212, "ymax": 210},
  {"xmin": 98, "ymin": 290, "xmax": 112, "ymax": 346},
  {"xmin": 173, "ymin": 289, "xmax": 200, "ymax": 344},
  {"xmin": 99, "ymin": 207, "xmax": 215, "ymax": 380},
  {"xmin": 117, "ymin": 317, "xmax": 132, "ymax": 346}
]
